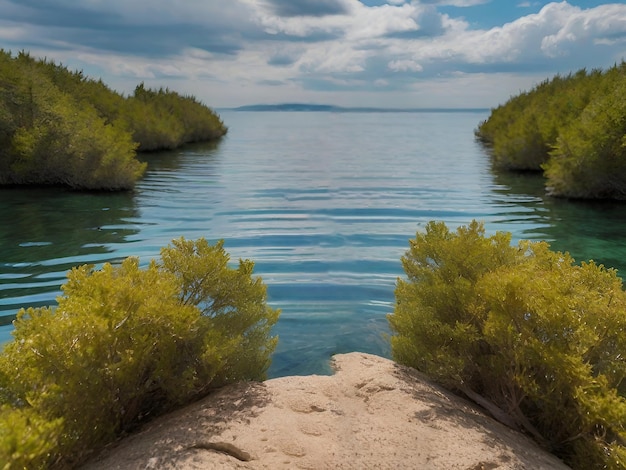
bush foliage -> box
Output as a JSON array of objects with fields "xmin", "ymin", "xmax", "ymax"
[
  {"xmin": 388, "ymin": 220, "xmax": 626, "ymax": 470},
  {"xmin": 0, "ymin": 50, "xmax": 227, "ymax": 190},
  {"xmin": 0, "ymin": 238, "xmax": 279, "ymax": 468},
  {"xmin": 476, "ymin": 62, "xmax": 626, "ymax": 199}
]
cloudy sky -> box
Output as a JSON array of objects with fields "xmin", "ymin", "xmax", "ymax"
[{"xmin": 1, "ymin": 0, "xmax": 625, "ymax": 109}]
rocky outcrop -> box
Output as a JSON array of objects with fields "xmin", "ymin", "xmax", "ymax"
[{"xmin": 84, "ymin": 353, "xmax": 570, "ymax": 469}]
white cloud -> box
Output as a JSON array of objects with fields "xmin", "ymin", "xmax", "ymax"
[
  {"xmin": 297, "ymin": 42, "xmax": 368, "ymax": 73},
  {"xmin": 346, "ymin": 3, "xmax": 421, "ymax": 40},
  {"xmin": 388, "ymin": 59, "xmax": 423, "ymax": 72},
  {"xmin": 251, "ymin": 1, "xmax": 424, "ymax": 40},
  {"xmin": 419, "ymin": 0, "xmax": 492, "ymax": 6},
  {"xmin": 0, "ymin": 25, "xmax": 25, "ymax": 41},
  {"xmin": 387, "ymin": 2, "xmax": 626, "ymax": 69},
  {"xmin": 0, "ymin": 1, "xmax": 625, "ymax": 108},
  {"xmin": 541, "ymin": 3, "xmax": 626, "ymax": 56}
]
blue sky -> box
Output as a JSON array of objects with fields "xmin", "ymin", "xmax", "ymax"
[{"xmin": 0, "ymin": 1, "xmax": 625, "ymax": 108}]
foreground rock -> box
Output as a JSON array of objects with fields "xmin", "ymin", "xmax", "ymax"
[{"xmin": 84, "ymin": 353, "xmax": 570, "ymax": 469}]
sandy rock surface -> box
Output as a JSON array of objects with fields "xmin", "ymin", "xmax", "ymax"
[{"xmin": 84, "ymin": 353, "xmax": 570, "ymax": 469}]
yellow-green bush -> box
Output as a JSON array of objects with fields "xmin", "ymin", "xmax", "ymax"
[
  {"xmin": 126, "ymin": 84, "xmax": 227, "ymax": 151},
  {"xmin": 545, "ymin": 76, "xmax": 626, "ymax": 199},
  {"xmin": 0, "ymin": 238, "xmax": 279, "ymax": 468},
  {"xmin": 0, "ymin": 51, "xmax": 227, "ymax": 190},
  {"xmin": 388, "ymin": 220, "xmax": 626, "ymax": 469},
  {"xmin": 476, "ymin": 64, "xmax": 626, "ymax": 199}
]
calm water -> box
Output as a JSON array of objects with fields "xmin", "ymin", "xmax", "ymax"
[{"xmin": 1, "ymin": 110, "xmax": 626, "ymax": 377}]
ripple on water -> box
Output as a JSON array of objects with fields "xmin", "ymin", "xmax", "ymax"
[{"xmin": 3, "ymin": 111, "xmax": 624, "ymax": 376}]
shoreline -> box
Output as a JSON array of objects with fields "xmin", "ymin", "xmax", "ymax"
[{"xmin": 84, "ymin": 353, "xmax": 570, "ymax": 469}]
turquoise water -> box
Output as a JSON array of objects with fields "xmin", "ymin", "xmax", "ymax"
[{"xmin": 1, "ymin": 110, "xmax": 625, "ymax": 377}]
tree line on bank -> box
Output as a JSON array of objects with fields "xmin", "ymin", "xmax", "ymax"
[
  {"xmin": 2, "ymin": 224, "xmax": 625, "ymax": 469},
  {"xmin": 0, "ymin": 51, "xmax": 227, "ymax": 190},
  {"xmin": 475, "ymin": 62, "xmax": 626, "ymax": 200}
]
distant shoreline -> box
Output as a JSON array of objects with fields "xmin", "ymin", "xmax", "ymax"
[{"xmin": 228, "ymin": 103, "xmax": 490, "ymax": 113}]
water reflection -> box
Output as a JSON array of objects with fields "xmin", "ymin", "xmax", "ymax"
[
  {"xmin": 3, "ymin": 112, "xmax": 626, "ymax": 378},
  {"xmin": 0, "ymin": 141, "xmax": 224, "ymax": 340},
  {"xmin": 489, "ymin": 169, "xmax": 626, "ymax": 275},
  {"xmin": 137, "ymin": 140, "xmax": 222, "ymax": 173},
  {"xmin": 0, "ymin": 188, "xmax": 139, "ymax": 327}
]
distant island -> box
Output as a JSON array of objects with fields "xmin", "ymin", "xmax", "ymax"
[{"xmin": 233, "ymin": 103, "xmax": 489, "ymax": 113}]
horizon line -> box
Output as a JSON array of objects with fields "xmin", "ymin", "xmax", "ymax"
[{"xmin": 220, "ymin": 103, "xmax": 491, "ymax": 113}]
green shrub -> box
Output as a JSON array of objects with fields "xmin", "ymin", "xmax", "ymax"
[
  {"xmin": 119, "ymin": 83, "xmax": 228, "ymax": 152},
  {"xmin": 159, "ymin": 238, "xmax": 280, "ymax": 385},
  {"xmin": 0, "ymin": 51, "xmax": 227, "ymax": 189},
  {"xmin": 0, "ymin": 238, "xmax": 279, "ymax": 468},
  {"xmin": 9, "ymin": 81, "xmax": 144, "ymax": 190},
  {"xmin": 476, "ymin": 64, "xmax": 626, "ymax": 199},
  {"xmin": 388, "ymin": 220, "xmax": 626, "ymax": 469},
  {"xmin": 545, "ymin": 75, "xmax": 626, "ymax": 199},
  {"xmin": 0, "ymin": 407, "xmax": 61, "ymax": 470}
]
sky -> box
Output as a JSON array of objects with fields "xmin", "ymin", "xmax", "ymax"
[{"xmin": 0, "ymin": 0, "xmax": 625, "ymax": 109}]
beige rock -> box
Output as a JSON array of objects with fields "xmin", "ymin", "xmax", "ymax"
[{"xmin": 83, "ymin": 353, "xmax": 570, "ymax": 470}]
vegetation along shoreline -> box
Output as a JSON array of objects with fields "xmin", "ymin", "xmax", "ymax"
[
  {"xmin": 476, "ymin": 61, "xmax": 626, "ymax": 200},
  {"xmin": 0, "ymin": 50, "xmax": 227, "ymax": 191},
  {"xmin": 2, "ymin": 55, "xmax": 626, "ymax": 469}
]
